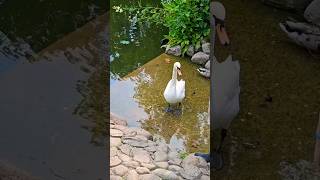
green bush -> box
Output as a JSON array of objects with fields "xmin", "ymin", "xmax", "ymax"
[{"xmin": 113, "ymin": 0, "xmax": 210, "ymax": 55}]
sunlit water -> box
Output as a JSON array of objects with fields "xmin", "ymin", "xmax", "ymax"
[{"xmin": 0, "ymin": 1, "xmax": 107, "ymax": 179}]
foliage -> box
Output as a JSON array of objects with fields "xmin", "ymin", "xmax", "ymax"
[
  {"xmin": 113, "ymin": 0, "xmax": 210, "ymax": 55},
  {"xmin": 179, "ymin": 151, "xmax": 189, "ymax": 159}
]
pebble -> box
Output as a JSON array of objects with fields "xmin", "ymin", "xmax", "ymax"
[
  {"xmin": 136, "ymin": 167, "xmax": 150, "ymax": 174},
  {"xmin": 110, "ymin": 156, "xmax": 122, "ymax": 167},
  {"xmin": 126, "ymin": 170, "xmax": 139, "ymax": 180},
  {"xmin": 155, "ymin": 161, "xmax": 169, "ymax": 169},
  {"xmin": 139, "ymin": 174, "xmax": 162, "ymax": 180},
  {"xmin": 112, "ymin": 165, "xmax": 129, "ymax": 176}
]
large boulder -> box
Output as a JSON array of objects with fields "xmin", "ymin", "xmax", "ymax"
[
  {"xmin": 191, "ymin": 52, "xmax": 210, "ymax": 64},
  {"xmin": 304, "ymin": 0, "xmax": 320, "ymax": 26},
  {"xmin": 165, "ymin": 45, "xmax": 182, "ymax": 57}
]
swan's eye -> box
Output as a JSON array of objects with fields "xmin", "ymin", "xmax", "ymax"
[{"xmin": 177, "ymin": 67, "xmax": 181, "ymax": 70}]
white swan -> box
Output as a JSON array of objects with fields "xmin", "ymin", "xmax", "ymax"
[{"xmin": 164, "ymin": 62, "xmax": 185, "ymax": 110}]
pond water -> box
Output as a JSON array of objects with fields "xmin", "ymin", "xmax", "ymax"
[
  {"xmin": 0, "ymin": 1, "xmax": 107, "ymax": 180},
  {"xmin": 110, "ymin": 0, "xmax": 210, "ymax": 153}
]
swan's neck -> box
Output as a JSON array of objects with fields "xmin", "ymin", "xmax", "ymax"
[{"xmin": 172, "ymin": 67, "xmax": 177, "ymax": 83}]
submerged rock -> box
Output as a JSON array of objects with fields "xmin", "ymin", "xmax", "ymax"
[{"xmin": 191, "ymin": 52, "xmax": 210, "ymax": 64}]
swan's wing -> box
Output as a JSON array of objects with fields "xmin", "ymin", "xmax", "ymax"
[{"xmin": 176, "ymin": 80, "xmax": 185, "ymax": 100}]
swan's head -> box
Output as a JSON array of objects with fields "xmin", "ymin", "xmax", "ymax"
[{"xmin": 174, "ymin": 62, "xmax": 182, "ymax": 76}]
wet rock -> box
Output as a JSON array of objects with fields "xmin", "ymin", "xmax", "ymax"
[
  {"xmin": 110, "ymin": 156, "xmax": 122, "ymax": 167},
  {"xmin": 155, "ymin": 162, "xmax": 169, "ymax": 169},
  {"xmin": 152, "ymin": 168, "xmax": 180, "ymax": 180},
  {"xmin": 132, "ymin": 148, "xmax": 152, "ymax": 163},
  {"xmin": 126, "ymin": 170, "xmax": 139, "ymax": 180},
  {"xmin": 136, "ymin": 167, "xmax": 150, "ymax": 174},
  {"xmin": 186, "ymin": 45, "xmax": 195, "ymax": 57},
  {"xmin": 112, "ymin": 165, "xmax": 129, "ymax": 176},
  {"xmin": 168, "ymin": 165, "xmax": 182, "ymax": 172},
  {"xmin": 141, "ymin": 163, "xmax": 157, "ymax": 170},
  {"xmin": 119, "ymin": 144, "xmax": 132, "ymax": 156},
  {"xmin": 110, "ymin": 129, "xmax": 124, "ymax": 137},
  {"xmin": 191, "ymin": 52, "xmax": 209, "ymax": 65},
  {"xmin": 111, "ymin": 137, "xmax": 122, "ymax": 147},
  {"xmin": 122, "ymin": 161, "xmax": 140, "ymax": 168},
  {"xmin": 154, "ymin": 151, "xmax": 168, "ymax": 162},
  {"xmin": 202, "ymin": 43, "xmax": 210, "ymax": 54},
  {"xmin": 117, "ymin": 151, "xmax": 131, "ymax": 162},
  {"xmin": 305, "ymin": 0, "xmax": 320, "ymax": 26},
  {"xmin": 110, "ymin": 175, "xmax": 122, "ymax": 180},
  {"xmin": 139, "ymin": 174, "xmax": 162, "ymax": 180},
  {"xmin": 165, "ymin": 45, "xmax": 182, "ymax": 57}
]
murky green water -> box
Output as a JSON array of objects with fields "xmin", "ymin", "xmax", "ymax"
[
  {"xmin": 110, "ymin": 0, "xmax": 210, "ymax": 153},
  {"xmin": 212, "ymin": 0, "xmax": 320, "ymax": 179},
  {"xmin": 0, "ymin": 1, "xmax": 107, "ymax": 179}
]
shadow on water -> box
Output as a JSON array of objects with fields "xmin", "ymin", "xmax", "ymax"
[{"xmin": 0, "ymin": 1, "xmax": 107, "ymax": 179}]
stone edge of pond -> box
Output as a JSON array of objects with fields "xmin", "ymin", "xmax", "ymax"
[{"xmin": 110, "ymin": 112, "xmax": 210, "ymax": 180}]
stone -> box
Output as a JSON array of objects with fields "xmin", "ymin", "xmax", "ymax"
[
  {"xmin": 126, "ymin": 170, "xmax": 139, "ymax": 180},
  {"xmin": 117, "ymin": 151, "xmax": 131, "ymax": 162},
  {"xmin": 201, "ymin": 175, "xmax": 210, "ymax": 180},
  {"xmin": 110, "ymin": 175, "xmax": 122, "ymax": 180},
  {"xmin": 136, "ymin": 167, "xmax": 150, "ymax": 174},
  {"xmin": 181, "ymin": 154, "xmax": 208, "ymax": 169},
  {"xmin": 205, "ymin": 60, "xmax": 210, "ymax": 69},
  {"xmin": 110, "ymin": 129, "xmax": 124, "ymax": 137},
  {"xmin": 110, "ymin": 137, "xmax": 122, "ymax": 147},
  {"xmin": 200, "ymin": 168, "xmax": 210, "ymax": 176},
  {"xmin": 186, "ymin": 45, "xmax": 195, "ymax": 57},
  {"xmin": 201, "ymin": 42, "xmax": 210, "ymax": 54},
  {"xmin": 168, "ymin": 151, "xmax": 179, "ymax": 160},
  {"xmin": 139, "ymin": 174, "xmax": 162, "ymax": 180},
  {"xmin": 305, "ymin": 0, "xmax": 320, "ymax": 26},
  {"xmin": 126, "ymin": 128, "xmax": 153, "ymax": 140},
  {"xmin": 119, "ymin": 144, "xmax": 132, "ymax": 156},
  {"xmin": 191, "ymin": 52, "xmax": 209, "ymax": 64},
  {"xmin": 157, "ymin": 142, "xmax": 169, "ymax": 153},
  {"xmin": 179, "ymin": 165, "xmax": 202, "ymax": 180},
  {"xmin": 110, "ymin": 147, "xmax": 118, "ymax": 157},
  {"xmin": 122, "ymin": 139, "xmax": 149, "ymax": 148},
  {"xmin": 145, "ymin": 146, "xmax": 157, "ymax": 152},
  {"xmin": 155, "ymin": 162, "xmax": 169, "ymax": 169},
  {"xmin": 110, "ymin": 156, "xmax": 122, "ymax": 167},
  {"xmin": 168, "ymin": 159, "xmax": 182, "ymax": 166},
  {"xmin": 165, "ymin": 45, "xmax": 182, "ymax": 56},
  {"xmin": 154, "ymin": 151, "xmax": 168, "ymax": 162},
  {"xmin": 112, "ymin": 124, "xmax": 129, "ymax": 132},
  {"xmin": 110, "ymin": 112, "xmax": 128, "ymax": 126},
  {"xmin": 141, "ymin": 163, "xmax": 157, "ymax": 170},
  {"xmin": 112, "ymin": 165, "xmax": 129, "ymax": 176},
  {"xmin": 168, "ymin": 165, "xmax": 182, "ymax": 172},
  {"xmin": 132, "ymin": 148, "xmax": 151, "ymax": 163},
  {"xmin": 152, "ymin": 168, "xmax": 180, "ymax": 180},
  {"xmin": 122, "ymin": 161, "xmax": 140, "ymax": 168}
]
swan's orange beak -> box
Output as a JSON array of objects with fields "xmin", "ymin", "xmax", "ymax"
[{"xmin": 177, "ymin": 69, "xmax": 182, "ymax": 76}]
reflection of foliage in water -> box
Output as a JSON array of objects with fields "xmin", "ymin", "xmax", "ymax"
[{"xmin": 74, "ymin": 62, "xmax": 108, "ymax": 146}]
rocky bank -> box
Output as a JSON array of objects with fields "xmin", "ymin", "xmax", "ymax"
[{"xmin": 110, "ymin": 113, "xmax": 210, "ymax": 180}]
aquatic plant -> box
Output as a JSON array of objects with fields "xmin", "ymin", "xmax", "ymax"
[{"xmin": 113, "ymin": 0, "xmax": 210, "ymax": 55}]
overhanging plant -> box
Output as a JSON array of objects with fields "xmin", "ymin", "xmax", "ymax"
[{"xmin": 113, "ymin": 0, "xmax": 210, "ymax": 55}]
